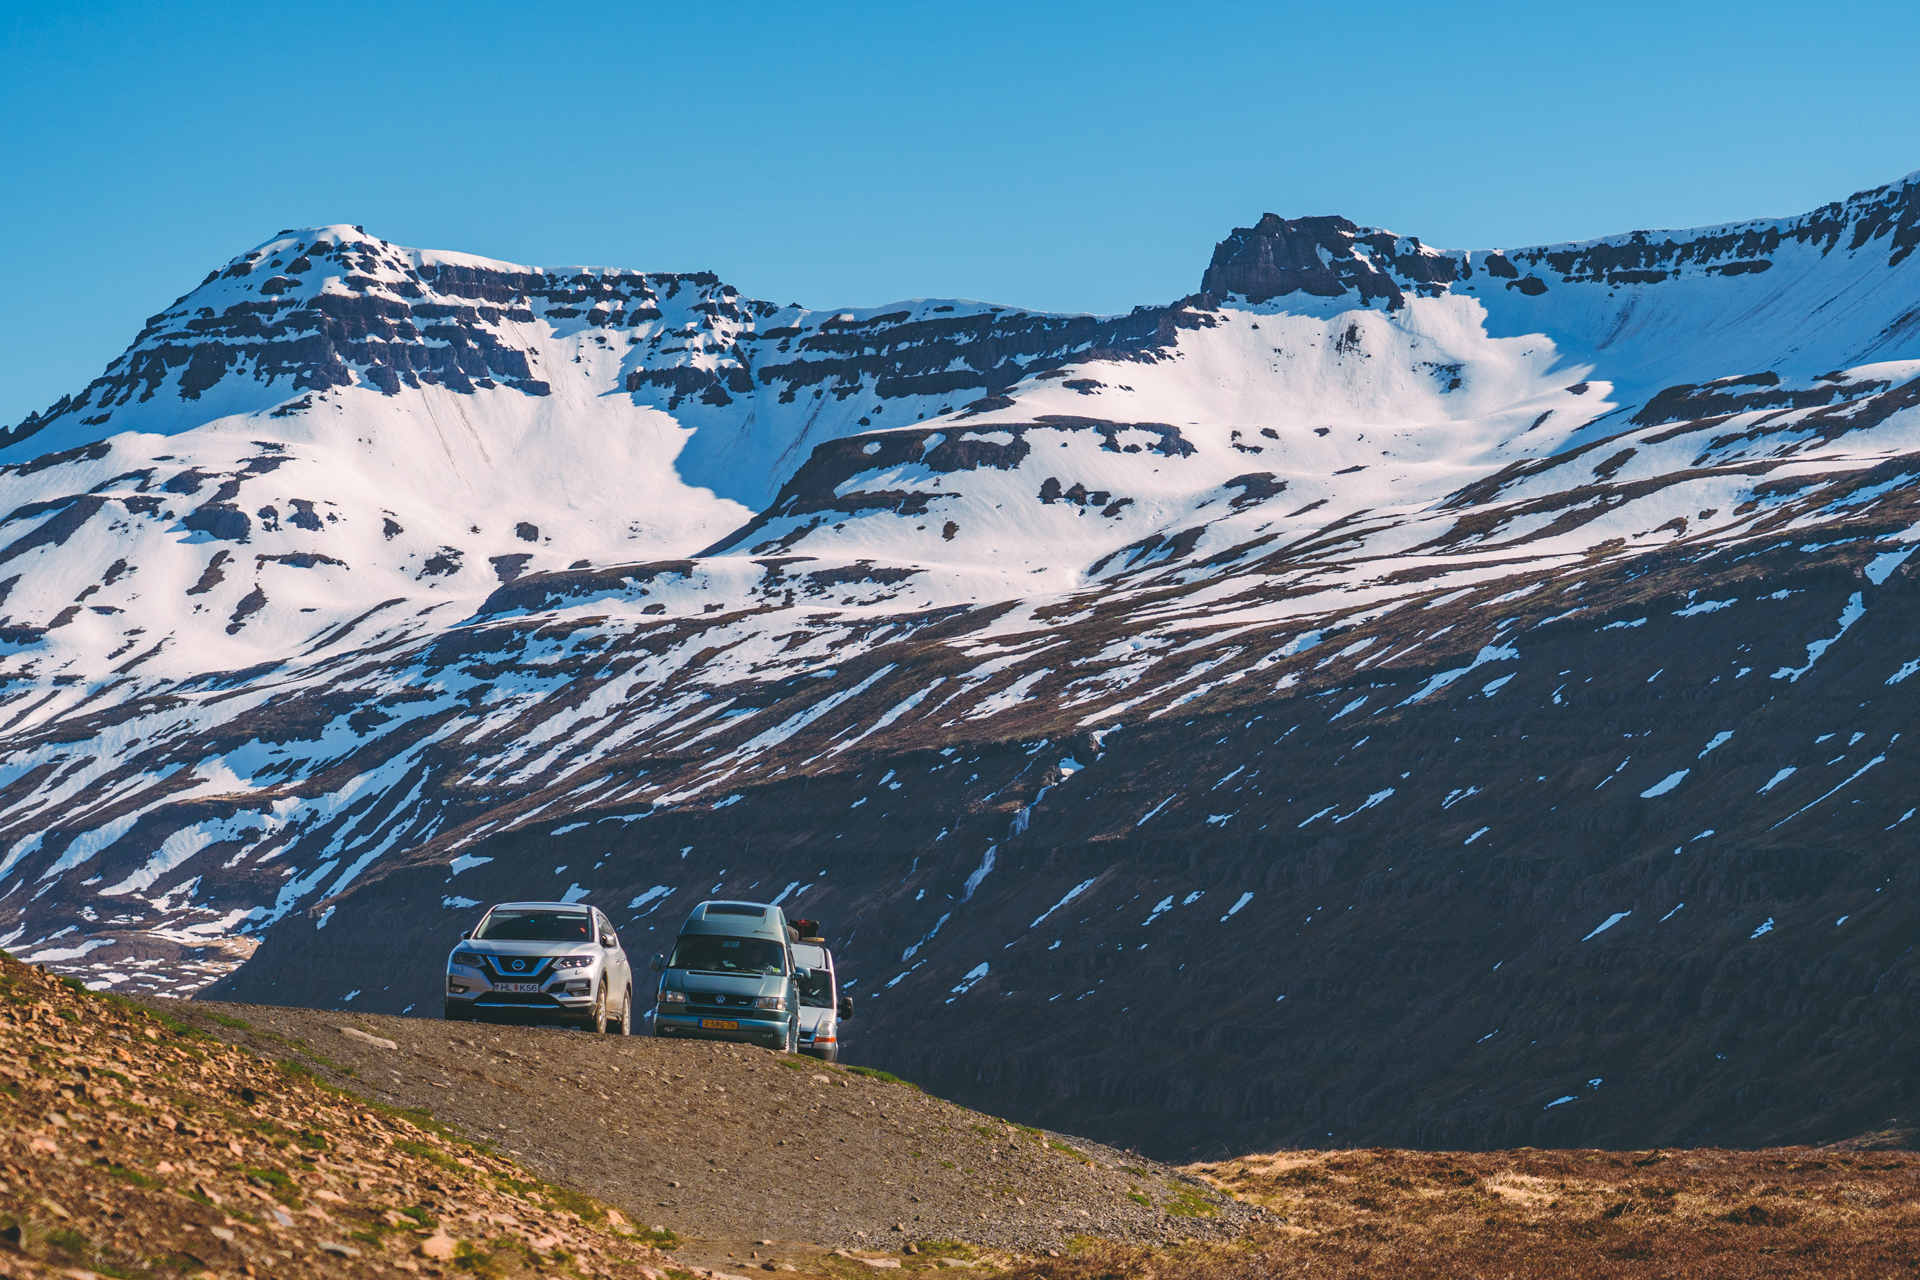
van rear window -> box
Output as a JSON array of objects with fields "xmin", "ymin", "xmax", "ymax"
[
  {"xmin": 669, "ymin": 935, "xmax": 785, "ymax": 976},
  {"xmin": 706, "ymin": 904, "xmax": 767, "ymax": 917}
]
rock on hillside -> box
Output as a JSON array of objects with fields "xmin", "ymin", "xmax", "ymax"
[{"xmin": 3, "ymin": 175, "xmax": 1920, "ymax": 1158}]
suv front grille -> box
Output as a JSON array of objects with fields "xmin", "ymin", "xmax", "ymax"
[{"xmin": 485, "ymin": 956, "xmax": 552, "ymax": 980}]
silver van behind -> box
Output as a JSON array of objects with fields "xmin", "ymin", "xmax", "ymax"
[
  {"xmin": 650, "ymin": 900, "xmax": 802, "ymax": 1052},
  {"xmin": 790, "ymin": 934, "xmax": 854, "ymax": 1061}
]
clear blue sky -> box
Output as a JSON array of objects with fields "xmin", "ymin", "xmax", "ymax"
[{"xmin": 4, "ymin": 0, "xmax": 1918, "ymax": 427}]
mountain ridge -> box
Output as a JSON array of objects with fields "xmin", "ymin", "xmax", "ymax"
[{"xmin": 2, "ymin": 173, "xmax": 1919, "ymax": 1157}]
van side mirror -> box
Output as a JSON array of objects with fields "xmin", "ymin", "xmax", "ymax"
[
  {"xmin": 838, "ymin": 996, "xmax": 854, "ymax": 1019},
  {"xmin": 793, "ymin": 967, "xmax": 812, "ymax": 981},
  {"xmin": 649, "ymin": 954, "xmax": 665, "ymax": 972}
]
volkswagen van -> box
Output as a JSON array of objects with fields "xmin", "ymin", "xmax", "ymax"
[{"xmin": 650, "ymin": 900, "xmax": 802, "ymax": 1051}]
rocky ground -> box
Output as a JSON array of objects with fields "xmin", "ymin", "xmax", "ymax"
[
  {"xmin": 1005, "ymin": 1146, "xmax": 1920, "ymax": 1278},
  {"xmin": 142, "ymin": 997, "xmax": 1260, "ymax": 1267},
  {"xmin": 5, "ymin": 961, "xmax": 1918, "ymax": 1278},
  {"xmin": 0, "ymin": 953, "xmax": 681, "ymax": 1280}
]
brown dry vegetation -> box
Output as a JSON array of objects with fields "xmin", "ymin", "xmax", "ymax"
[
  {"xmin": 1003, "ymin": 1146, "xmax": 1920, "ymax": 1279},
  {"xmin": 0, "ymin": 952, "xmax": 678, "ymax": 1279},
  {"xmin": 7, "ymin": 938, "xmax": 1920, "ymax": 1279}
]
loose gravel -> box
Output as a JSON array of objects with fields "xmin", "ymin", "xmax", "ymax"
[{"xmin": 151, "ymin": 998, "xmax": 1266, "ymax": 1259}]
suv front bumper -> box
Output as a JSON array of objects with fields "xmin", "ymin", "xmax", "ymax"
[{"xmin": 447, "ymin": 973, "xmax": 598, "ymax": 1020}]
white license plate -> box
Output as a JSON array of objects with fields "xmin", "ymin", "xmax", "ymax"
[{"xmin": 493, "ymin": 982, "xmax": 542, "ymax": 994}]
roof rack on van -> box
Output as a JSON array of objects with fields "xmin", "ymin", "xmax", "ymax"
[{"xmin": 792, "ymin": 918, "xmax": 821, "ymax": 936}]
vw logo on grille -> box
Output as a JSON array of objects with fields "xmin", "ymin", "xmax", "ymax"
[
  {"xmin": 510, "ymin": 958, "xmax": 527, "ymax": 972},
  {"xmin": 715, "ymin": 995, "xmax": 727, "ymax": 1004}
]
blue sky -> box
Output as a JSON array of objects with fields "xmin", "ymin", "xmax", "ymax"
[{"xmin": 4, "ymin": 0, "xmax": 1918, "ymax": 427}]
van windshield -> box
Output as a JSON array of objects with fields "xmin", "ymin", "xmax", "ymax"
[
  {"xmin": 669, "ymin": 935, "xmax": 786, "ymax": 976},
  {"xmin": 796, "ymin": 965, "xmax": 833, "ymax": 1007},
  {"xmin": 474, "ymin": 909, "xmax": 592, "ymax": 942}
]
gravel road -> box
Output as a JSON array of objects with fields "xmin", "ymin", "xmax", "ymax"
[{"xmin": 150, "ymin": 998, "xmax": 1265, "ymax": 1261}]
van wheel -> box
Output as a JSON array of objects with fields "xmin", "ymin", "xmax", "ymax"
[
  {"xmin": 617, "ymin": 986, "xmax": 632, "ymax": 1036},
  {"xmin": 590, "ymin": 984, "xmax": 608, "ymax": 1034}
]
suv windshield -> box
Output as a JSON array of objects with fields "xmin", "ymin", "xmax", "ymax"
[
  {"xmin": 669, "ymin": 935, "xmax": 786, "ymax": 976},
  {"xmin": 474, "ymin": 909, "xmax": 593, "ymax": 942},
  {"xmin": 795, "ymin": 966, "xmax": 833, "ymax": 1007}
]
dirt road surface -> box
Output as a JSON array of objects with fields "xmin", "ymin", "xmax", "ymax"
[{"xmin": 149, "ymin": 998, "xmax": 1260, "ymax": 1265}]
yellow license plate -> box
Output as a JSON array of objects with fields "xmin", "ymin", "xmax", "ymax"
[{"xmin": 700, "ymin": 1018, "xmax": 739, "ymax": 1030}]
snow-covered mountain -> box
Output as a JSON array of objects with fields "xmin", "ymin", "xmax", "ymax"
[{"xmin": 5, "ymin": 173, "xmax": 1920, "ymax": 1155}]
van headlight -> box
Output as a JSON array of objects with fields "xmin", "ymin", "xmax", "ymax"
[
  {"xmin": 659, "ymin": 990, "xmax": 687, "ymax": 1004},
  {"xmin": 552, "ymin": 955, "xmax": 594, "ymax": 969},
  {"xmin": 753, "ymin": 995, "xmax": 787, "ymax": 1012}
]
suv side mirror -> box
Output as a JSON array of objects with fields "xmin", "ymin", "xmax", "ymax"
[
  {"xmin": 461, "ymin": 929, "xmax": 472, "ymax": 939},
  {"xmin": 838, "ymin": 996, "xmax": 854, "ymax": 1019},
  {"xmin": 600, "ymin": 931, "xmax": 617, "ymax": 949},
  {"xmin": 649, "ymin": 954, "xmax": 665, "ymax": 973}
]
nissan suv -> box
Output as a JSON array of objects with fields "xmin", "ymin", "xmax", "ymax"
[{"xmin": 445, "ymin": 901, "xmax": 634, "ymax": 1033}]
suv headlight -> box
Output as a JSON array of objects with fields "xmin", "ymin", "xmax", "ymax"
[
  {"xmin": 552, "ymin": 955, "xmax": 594, "ymax": 969},
  {"xmin": 753, "ymin": 995, "xmax": 787, "ymax": 1012},
  {"xmin": 452, "ymin": 953, "xmax": 484, "ymax": 968},
  {"xmin": 658, "ymin": 990, "xmax": 687, "ymax": 1004}
]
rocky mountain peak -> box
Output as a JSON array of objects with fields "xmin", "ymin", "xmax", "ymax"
[{"xmin": 1199, "ymin": 212, "xmax": 1459, "ymax": 308}]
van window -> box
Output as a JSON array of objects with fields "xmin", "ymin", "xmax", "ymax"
[
  {"xmin": 796, "ymin": 965, "xmax": 834, "ymax": 1008},
  {"xmin": 474, "ymin": 909, "xmax": 592, "ymax": 942},
  {"xmin": 669, "ymin": 935, "xmax": 786, "ymax": 976}
]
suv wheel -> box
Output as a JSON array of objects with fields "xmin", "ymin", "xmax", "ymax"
[
  {"xmin": 591, "ymin": 983, "xmax": 609, "ymax": 1034},
  {"xmin": 617, "ymin": 986, "xmax": 632, "ymax": 1035}
]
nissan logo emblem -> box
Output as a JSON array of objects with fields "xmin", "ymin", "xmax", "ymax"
[{"xmin": 511, "ymin": 959, "xmax": 527, "ymax": 972}]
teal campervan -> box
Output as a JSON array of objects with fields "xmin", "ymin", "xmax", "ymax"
[{"xmin": 650, "ymin": 900, "xmax": 803, "ymax": 1051}]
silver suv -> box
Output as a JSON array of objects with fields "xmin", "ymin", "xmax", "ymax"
[{"xmin": 445, "ymin": 901, "xmax": 634, "ymax": 1033}]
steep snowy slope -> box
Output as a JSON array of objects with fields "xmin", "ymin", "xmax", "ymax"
[{"xmin": 4, "ymin": 175, "xmax": 1920, "ymax": 1155}]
